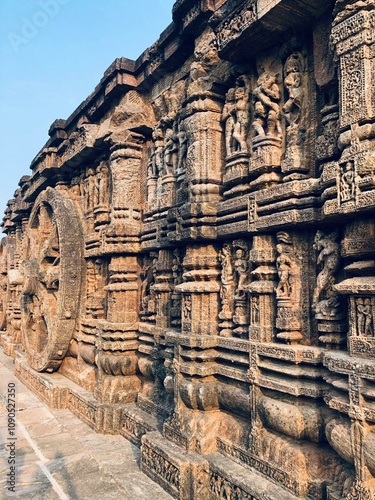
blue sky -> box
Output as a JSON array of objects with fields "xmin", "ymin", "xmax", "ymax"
[{"xmin": 0, "ymin": 0, "xmax": 175, "ymax": 230}]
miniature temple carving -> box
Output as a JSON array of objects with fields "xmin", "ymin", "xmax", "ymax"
[{"xmin": 2, "ymin": 1, "xmax": 375, "ymax": 498}]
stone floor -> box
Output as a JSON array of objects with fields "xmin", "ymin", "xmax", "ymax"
[{"xmin": 0, "ymin": 349, "xmax": 172, "ymax": 500}]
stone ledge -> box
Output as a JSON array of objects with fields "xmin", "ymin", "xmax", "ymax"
[{"xmin": 15, "ymin": 357, "xmax": 125, "ymax": 434}]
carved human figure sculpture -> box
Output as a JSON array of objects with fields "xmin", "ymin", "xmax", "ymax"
[
  {"xmin": 163, "ymin": 127, "xmax": 178, "ymax": 176},
  {"xmin": 275, "ymin": 251, "xmax": 293, "ymax": 298},
  {"xmin": 252, "ymin": 70, "xmax": 281, "ymax": 138},
  {"xmin": 357, "ymin": 297, "xmax": 374, "ymax": 336},
  {"xmin": 312, "ymin": 229, "xmax": 340, "ymax": 311},
  {"xmin": 234, "ymin": 247, "xmax": 248, "ymax": 298},
  {"xmin": 221, "ymin": 88, "xmax": 236, "ymax": 156},
  {"xmin": 176, "ymin": 119, "xmax": 188, "ymax": 173},
  {"xmin": 219, "ymin": 243, "xmax": 235, "ymax": 319},
  {"xmin": 283, "ymin": 53, "xmax": 304, "ymax": 127},
  {"xmin": 232, "ymin": 76, "xmax": 251, "ymax": 152},
  {"xmin": 339, "ymin": 160, "xmax": 356, "ymax": 203}
]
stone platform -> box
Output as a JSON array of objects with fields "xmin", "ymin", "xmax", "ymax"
[
  {"xmin": 1, "ymin": 348, "xmax": 300, "ymax": 500},
  {"xmin": 0, "ymin": 348, "xmax": 172, "ymax": 500}
]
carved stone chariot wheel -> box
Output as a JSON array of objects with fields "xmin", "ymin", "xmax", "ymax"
[{"xmin": 21, "ymin": 187, "xmax": 83, "ymax": 372}]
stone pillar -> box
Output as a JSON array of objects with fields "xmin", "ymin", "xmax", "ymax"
[
  {"xmin": 248, "ymin": 235, "xmax": 277, "ymax": 343},
  {"xmin": 332, "ymin": 8, "xmax": 375, "ymax": 131},
  {"xmin": 182, "ymin": 66, "xmax": 224, "ymax": 209},
  {"xmin": 332, "ymin": 218, "xmax": 375, "ymax": 497},
  {"xmin": 106, "ymin": 139, "xmax": 143, "ymax": 247},
  {"xmin": 95, "ymin": 255, "xmax": 141, "ymax": 404},
  {"xmin": 334, "ymin": 219, "xmax": 375, "ymax": 358},
  {"xmin": 163, "ymin": 244, "xmax": 222, "ymax": 453},
  {"xmin": 3, "ymin": 226, "xmax": 23, "ymax": 357},
  {"xmin": 153, "ymin": 250, "xmax": 174, "ymax": 330},
  {"xmin": 178, "ymin": 245, "xmax": 221, "ymax": 336},
  {"xmin": 330, "ymin": 5, "xmax": 375, "ymax": 215}
]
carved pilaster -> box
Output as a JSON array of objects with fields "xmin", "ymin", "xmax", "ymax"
[
  {"xmin": 183, "ymin": 60, "xmax": 224, "ymax": 206},
  {"xmin": 332, "ymin": 8, "xmax": 375, "ymax": 129},
  {"xmin": 248, "ymin": 235, "xmax": 277, "ymax": 343},
  {"xmin": 329, "ymin": 5, "xmax": 375, "ymax": 222},
  {"xmin": 274, "ymin": 231, "xmax": 303, "ymax": 343},
  {"xmin": 105, "ymin": 139, "xmax": 143, "ymax": 249},
  {"xmin": 177, "ymin": 244, "xmax": 220, "ymax": 336},
  {"xmin": 334, "ymin": 219, "xmax": 375, "ymax": 358},
  {"xmin": 95, "ymin": 255, "xmax": 140, "ymax": 404}
]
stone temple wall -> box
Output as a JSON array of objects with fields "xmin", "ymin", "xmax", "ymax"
[{"xmin": 1, "ymin": 0, "xmax": 375, "ymax": 498}]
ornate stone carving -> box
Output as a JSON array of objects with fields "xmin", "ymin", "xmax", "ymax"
[
  {"xmin": 252, "ymin": 70, "xmax": 282, "ymax": 140},
  {"xmin": 219, "ymin": 242, "xmax": 235, "ymax": 323},
  {"xmin": 249, "ymin": 65, "xmax": 282, "ymax": 183},
  {"xmin": 356, "ymin": 297, "xmax": 374, "ymax": 337},
  {"xmin": 170, "ymin": 249, "xmax": 183, "ymax": 327},
  {"xmin": 338, "ymin": 159, "xmax": 358, "ymax": 204},
  {"xmin": 312, "ymin": 230, "xmax": 341, "ymax": 312},
  {"xmin": 214, "ymin": 0, "xmax": 257, "ymax": 52},
  {"xmin": 281, "ymin": 51, "xmax": 309, "ymax": 174},
  {"xmin": 21, "ymin": 188, "xmax": 83, "ymax": 372},
  {"xmin": 140, "ymin": 253, "xmax": 158, "ymax": 320},
  {"xmin": 86, "ymin": 258, "xmax": 106, "ymax": 319},
  {"xmin": 275, "ymin": 232, "xmax": 303, "ymax": 342}
]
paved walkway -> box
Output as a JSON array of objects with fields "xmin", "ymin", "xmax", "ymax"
[{"xmin": 0, "ymin": 349, "xmax": 172, "ymax": 499}]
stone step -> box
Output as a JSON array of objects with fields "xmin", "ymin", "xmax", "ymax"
[{"xmin": 0, "ymin": 348, "xmax": 172, "ymax": 499}]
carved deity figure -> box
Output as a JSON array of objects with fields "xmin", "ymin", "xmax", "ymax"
[
  {"xmin": 275, "ymin": 232, "xmax": 298, "ymax": 301},
  {"xmin": 219, "ymin": 243, "xmax": 235, "ymax": 318},
  {"xmin": 222, "ymin": 76, "xmax": 251, "ymax": 155},
  {"xmin": 275, "ymin": 252, "xmax": 293, "ymax": 298},
  {"xmin": 176, "ymin": 118, "xmax": 188, "ymax": 173},
  {"xmin": 234, "ymin": 246, "xmax": 248, "ymax": 298},
  {"xmin": 183, "ymin": 294, "xmax": 192, "ymax": 321},
  {"xmin": 252, "ymin": 70, "xmax": 281, "ymax": 138},
  {"xmin": 172, "ymin": 249, "xmax": 183, "ymax": 288},
  {"xmin": 281, "ymin": 52, "xmax": 306, "ymax": 171},
  {"xmin": 356, "ymin": 298, "xmax": 373, "ymax": 336},
  {"xmin": 95, "ymin": 164, "xmax": 110, "ymax": 207},
  {"xmin": 84, "ymin": 168, "xmax": 96, "ymax": 213},
  {"xmin": 171, "ymin": 249, "xmax": 183, "ymax": 327},
  {"xmin": 221, "ymin": 88, "xmax": 236, "ymax": 155},
  {"xmin": 232, "ymin": 76, "xmax": 251, "ymax": 152},
  {"xmin": 163, "ymin": 127, "xmax": 178, "ymax": 176},
  {"xmin": 140, "ymin": 253, "xmax": 157, "ymax": 314},
  {"xmin": 312, "ymin": 230, "xmax": 340, "ymax": 311},
  {"xmin": 149, "ymin": 126, "xmax": 164, "ymax": 177},
  {"xmin": 251, "ymin": 296, "xmax": 260, "ymax": 324},
  {"xmin": 339, "ymin": 160, "xmax": 356, "ymax": 203},
  {"xmin": 283, "ymin": 53, "xmax": 304, "ymax": 127}
]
